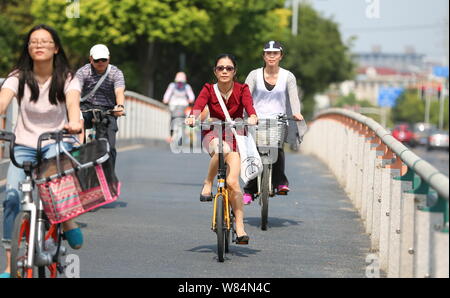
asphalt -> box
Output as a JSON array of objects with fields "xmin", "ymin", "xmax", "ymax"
[{"xmin": 0, "ymin": 144, "xmax": 371, "ymax": 278}]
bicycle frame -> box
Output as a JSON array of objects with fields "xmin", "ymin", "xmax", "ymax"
[
  {"xmin": 211, "ymin": 122, "xmax": 232, "ymax": 232},
  {"xmin": 18, "ymin": 166, "xmax": 66, "ymax": 275}
]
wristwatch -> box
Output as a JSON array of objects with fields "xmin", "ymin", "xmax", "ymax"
[{"xmin": 116, "ymin": 104, "xmax": 124, "ymax": 109}]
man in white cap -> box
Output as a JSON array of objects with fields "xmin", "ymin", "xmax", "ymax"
[{"xmin": 76, "ymin": 44, "xmax": 126, "ymax": 169}]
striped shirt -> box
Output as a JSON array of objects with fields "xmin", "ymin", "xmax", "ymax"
[{"xmin": 76, "ymin": 64, "xmax": 125, "ymax": 107}]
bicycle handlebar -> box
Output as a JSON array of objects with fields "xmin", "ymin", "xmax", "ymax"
[
  {"xmin": 199, "ymin": 120, "xmax": 256, "ymax": 129},
  {"xmin": 81, "ymin": 108, "xmax": 127, "ymax": 117},
  {"xmin": 0, "ymin": 130, "xmax": 79, "ymax": 170}
]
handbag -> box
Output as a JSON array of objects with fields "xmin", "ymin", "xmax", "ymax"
[
  {"xmin": 212, "ymin": 84, "xmax": 262, "ymax": 183},
  {"xmin": 36, "ymin": 139, "xmax": 120, "ymax": 224}
]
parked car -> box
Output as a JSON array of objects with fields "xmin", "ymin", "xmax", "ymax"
[
  {"xmin": 427, "ymin": 129, "xmax": 449, "ymax": 151},
  {"xmin": 412, "ymin": 122, "xmax": 436, "ymax": 147},
  {"xmin": 392, "ymin": 124, "xmax": 414, "ymax": 146}
]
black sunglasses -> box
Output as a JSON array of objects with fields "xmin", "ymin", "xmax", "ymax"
[
  {"xmin": 93, "ymin": 58, "xmax": 108, "ymax": 63},
  {"xmin": 215, "ymin": 66, "xmax": 235, "ymax": 72}
]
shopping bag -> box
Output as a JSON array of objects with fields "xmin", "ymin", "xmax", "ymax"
[{"xmin": 235, "ymin": 128, "xmax": 263, "ymax": 184}]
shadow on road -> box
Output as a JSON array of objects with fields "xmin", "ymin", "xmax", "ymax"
[
  {"xmin": 244, "ymin": 217, "xmax": 302, "ymax": 229},
  {"xmin": 90, "ymin": 201, "xmax": 128, "ymax": 211},
  {"xmin": 187, "ymin": 244, "xmax": 261, "ymax": 260}
]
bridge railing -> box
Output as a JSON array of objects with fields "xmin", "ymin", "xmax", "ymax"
[
  {"xmin": 301, "ymin": 108, "xmax": 449, "ymax": 278},
  {"xmin": 118, "ymin": 91, "xmax": 171, "ymax": 143}
]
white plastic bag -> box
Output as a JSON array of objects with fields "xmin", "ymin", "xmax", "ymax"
[{"xmin": 235, "ymin": 128, "xmax": 263, "ymax": 184}]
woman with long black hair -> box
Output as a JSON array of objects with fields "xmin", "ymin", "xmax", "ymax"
[{"xmin": 0, "ymin": 24, "xmax": 83, "ymax": 278}]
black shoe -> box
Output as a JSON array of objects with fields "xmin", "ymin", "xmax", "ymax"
[
  {"xmin": 235, "ymin": 234, "xmax": 249, "ymax": 245},
  {"xmin": 200, "ymin": 193, "xmax": 213, "ymax": 202}
]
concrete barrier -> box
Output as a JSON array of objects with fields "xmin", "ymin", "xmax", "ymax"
[{"xmin": 301, "ymin": 108, "xmax": 449, "ymax": 278}]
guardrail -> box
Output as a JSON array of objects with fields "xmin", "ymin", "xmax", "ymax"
[
  {"xmin": 301, "ymin": 108, "xmax": 449, "ymax": 278},
  {"xmin": 118, "ymin": 91, "xmax": 171, "ymax": 142}
]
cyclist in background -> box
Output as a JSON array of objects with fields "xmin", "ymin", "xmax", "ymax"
[
  {"xmin": 0, "ymin": 24, "xmax": 83, "ymax": 278},
  {"xmin": 243, "ymin": 41, "xmax": 303, "ymax": 205},
  {"xmin": 163, "ymin": 72, "xmax": 195, "ymax": 143},
  {"xmin": 76, "ymin": 44, "xmax": 125, "ymax": 170}
]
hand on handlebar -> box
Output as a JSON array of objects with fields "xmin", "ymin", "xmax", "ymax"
[
  {"xmin": 64, "ymin": 121, "xmax": 83, "ymax": 134},
  {"xmin": 185, "ymin": 115, "xmax": 196, "ymax": 127},
  {"xmin": 247, "ymin": 115, "xmax": 258, "ymax": 126},
  {"xmin": 292, "ymin": 113, "xmax": 304, "ymax": 121},
  {"xmin": 112, "ymin": 105, "xmax": 126, "ymax": 117}
]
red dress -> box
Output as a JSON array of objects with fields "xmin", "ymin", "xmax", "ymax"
[{"xmin": 191, "ymin": 82, "xmax": 257, "ymax": 152}]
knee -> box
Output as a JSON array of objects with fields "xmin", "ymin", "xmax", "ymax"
[
  {"xmin": 227, "ymin": 178, "xmax": 241, "ymax": 193},
  {"xmin": 3, "ymin": 189, "xmax": 20, "ymax": 213}
]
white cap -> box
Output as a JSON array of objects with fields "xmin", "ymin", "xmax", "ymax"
[{"xmin": 90, "ymin": 44, "xmax": 110, "ymax": 59}]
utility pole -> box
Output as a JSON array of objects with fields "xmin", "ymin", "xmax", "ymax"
[{"xmin": 285, "ymin": 0, "xmax": 302, "ymax": 36}]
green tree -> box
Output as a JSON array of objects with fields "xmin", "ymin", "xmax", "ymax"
[
  {"xmin": 392, "ymin": 90, "xmax": 425, "ymax": 124},
  {"xmin": 282, "ymin": 4, "xmax": 354, "ymax": 118}
]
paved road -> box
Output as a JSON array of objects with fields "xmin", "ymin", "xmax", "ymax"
[{"xmin": 1, "ymin": 145, "xmax": 371, "ymax": 278}]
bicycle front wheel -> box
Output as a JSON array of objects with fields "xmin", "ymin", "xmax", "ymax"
[
  {"xmin": 260, "ymin": 164, "xmax": 270, "ymax": 231},
  {"xmin": 11, "ymin": 212, "xmax": 33, "ymax": 278},
  {"xmin": 215, "ymin": 194, "xmax": 226, "ymax": 262}
]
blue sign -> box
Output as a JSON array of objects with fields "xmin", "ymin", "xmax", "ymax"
[
  {"xmin": 433, "ymin": 66, "xmax": 449, "ymax": 78},
  {"xmin": 378, "ymin": 87, "xmax": 404, "ymax": 107}
]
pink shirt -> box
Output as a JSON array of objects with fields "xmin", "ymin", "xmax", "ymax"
[{"xmin": 2, "ymin": 74, "xmax": 81, "ymax": 148}]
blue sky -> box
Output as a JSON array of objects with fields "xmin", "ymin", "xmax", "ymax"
[{"xmin": 309, "ymin": 0, "xmax": 449, "ymax": 64}]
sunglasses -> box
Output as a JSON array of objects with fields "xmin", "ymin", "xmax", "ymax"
[
  {"xmin": 93, "ymin": 58, "xmax": 108, "ymax": 63},
  {"xmin": 215, "ymin": 66, "xmax": 235, "ymax": 72}
]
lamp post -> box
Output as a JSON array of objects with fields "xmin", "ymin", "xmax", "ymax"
[{"xmin": 285, "ymin": 0, "xmax": 301, "ymax": 36}]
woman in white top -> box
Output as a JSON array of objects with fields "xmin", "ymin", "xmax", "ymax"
[
  {"xmin": 243, "ymin": 41, "xmax": 304, "ymax": 204},
  {"xmin": 0, "ymin": 24, "xmax": 83, "ymax": 278}
]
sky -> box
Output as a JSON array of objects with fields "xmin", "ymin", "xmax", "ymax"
[{"xmin": 309, "ymin": 0, "xmax": 449, "ymax": 64}]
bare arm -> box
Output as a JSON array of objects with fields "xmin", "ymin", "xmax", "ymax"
[
  {"xmin": 64, "ymin": 89, "xmax": 83, "ymax": 133},
  {"xmin": 114, "ymin": 87, "xmax": 126, "ymax": 116},
  {"xmin": 0, "ymin": 88, "xmax": 15, "ymax": 115}
]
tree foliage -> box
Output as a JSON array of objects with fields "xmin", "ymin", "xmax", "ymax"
[{"xmin": 1, "ymin": 0, "xmax": 354, "ymax": 116}]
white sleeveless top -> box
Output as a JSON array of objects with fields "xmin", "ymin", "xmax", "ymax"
[{"xmin": 252, "ymin": 67, "xmax": 289, "ymax": 118}]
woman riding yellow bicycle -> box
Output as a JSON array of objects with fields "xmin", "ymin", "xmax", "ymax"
[{"xmin": 185, "ymin": 54, "xmax": 258, "ymax": 244}]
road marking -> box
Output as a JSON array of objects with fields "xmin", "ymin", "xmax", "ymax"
[{"xmin": 117, "ymin": 144, "xmax": 144, "ymax": 152}]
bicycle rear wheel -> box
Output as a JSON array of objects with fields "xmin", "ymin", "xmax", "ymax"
[
  {"xmin": 260, "ymin": 164, "xmax": 270, "ymax": 231},
  {"xmin": 11, "ymin": 212, "xmax": 33, "ymax": 278},
  {"xmin": 215, "ymin": 194, "xmax": 226, "ymax": 262}
]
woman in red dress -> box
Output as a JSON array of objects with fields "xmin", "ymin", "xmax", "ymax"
[{"xmin": 185, "ymin": 54, "xmax": 258, "ymax": 244}]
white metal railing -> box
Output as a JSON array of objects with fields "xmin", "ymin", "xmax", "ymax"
[
  {"xmin": 301, "ymin": 108, "xmax": 449, "ymax": 278},
  {"xmin": 119, "ymin": 91, "xmax": 171, "ymax": 142}
]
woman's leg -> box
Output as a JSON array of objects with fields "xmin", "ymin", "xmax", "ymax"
[
  {"xmin": 272, "ymin": 148, "xmax": 289, "ymax": 188},
  {"xmin": 2, "ymin": 146, "xmax": 35, "ymax": 274},
  {"xmin": 224, "ymin": 152, "xmax": 247, "ymax": 238},
  {"xmin": 201, "ymin": 138, "xmax": 232, "ymax": 196}
]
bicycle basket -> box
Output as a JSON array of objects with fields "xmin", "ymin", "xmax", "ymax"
[
  {"xmin": 255, "ymin": 119, "xmax": 287, "ymax": 148},
  {"xmin": 35, "ymin": 139, "xmax": 121, "ymax": 224}
]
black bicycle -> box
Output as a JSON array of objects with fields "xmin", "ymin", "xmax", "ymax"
[{"xmin": 255, "ymin": 115, "xmax": 303, "ymax": 230}]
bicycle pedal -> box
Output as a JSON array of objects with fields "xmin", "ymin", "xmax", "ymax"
[{"xmin": 57, "ymin": 263, "xmax": 65, "ymax": 274}]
